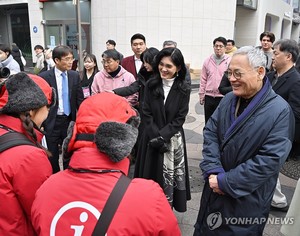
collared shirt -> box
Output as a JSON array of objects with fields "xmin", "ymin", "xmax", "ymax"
[
  {"xmin": 54, "ymin": 67, "xmax": 67, "ymax": 115},
  {"xmin": 134, "ymin": 55, "xmax": 142, "ymax": 74}
]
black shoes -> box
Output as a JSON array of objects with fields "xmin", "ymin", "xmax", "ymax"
[{"xmin": 270, "ymin": 205, "xmax": 289, "ymax": 212}]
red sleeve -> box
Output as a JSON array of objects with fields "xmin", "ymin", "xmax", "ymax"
[{"xmin": 13, "ymin": 147, "xmax": 52, "ymax": 221}]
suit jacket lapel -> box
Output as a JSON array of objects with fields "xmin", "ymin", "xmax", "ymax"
[
  {"xmin": 273, "ymin": 68, "xmax": 294, "ymax": 90},
  {"xmin": 48, "ymin": 68, "xmax": 58, "ymax": 99}
]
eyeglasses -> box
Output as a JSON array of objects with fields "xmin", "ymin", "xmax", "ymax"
[
  {"xmin": 225, "ymin": 68, "xmax": 258, "ymax": 80},
  {"xmin": 213, "ymin": 45, "xmax": 225, "ymax": 49},
  {"xmin": 61, "ymin": 57, "xmax": 75, "ymax": 62},
  {"xmin": 101, "ymin": 60, "xmax": 114, "ymax": 65}
]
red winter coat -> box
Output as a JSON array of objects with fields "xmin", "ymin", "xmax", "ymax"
[
  {"xmin": 0, "ymin": 115, "xmax": 52, "ymax": 236},
  {"xmin": 31, "ymin": 147, "xmax": 181, "ymax": 236}
]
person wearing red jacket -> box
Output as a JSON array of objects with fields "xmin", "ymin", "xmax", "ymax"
[
  {"xmin": 121, "ymin": 33, "xmax": 147, "ymax": 79},
  {"xmin": 0, "ymin": 73, "xmax": 55, "ymax": 235},
  {"xmin": 31, "ymin": 92, "xmax": 180, "ymax": 236}
]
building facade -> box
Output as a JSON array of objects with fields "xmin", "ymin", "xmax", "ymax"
[{"xmin": 0, "ymin": 0, "xmax": 299, "ymax": 69}]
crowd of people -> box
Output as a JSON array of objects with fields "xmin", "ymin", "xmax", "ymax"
[{"xmin": 0, "ymin": 31, "xmax": 300, "ymax": 235}]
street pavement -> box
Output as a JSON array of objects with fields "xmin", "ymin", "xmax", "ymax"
[{"xmin": 177, "ymin": 84, "xmax": 298, "ymax": 236}]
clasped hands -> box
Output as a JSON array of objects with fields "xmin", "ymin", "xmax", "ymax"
[
  {"xmin": 209, "ymin": 174, "xmax": 224, "ymax": 195},
  {"xmin": 149, "ymin": 136, "xmax": 169, "ymax": 153}
]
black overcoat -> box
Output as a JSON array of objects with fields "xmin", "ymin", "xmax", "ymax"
[
  {"xmin": 267, "ymin": 67, "xmax": 300, "ymax": 141},
  {"xmin": 135, "ymin": 76, "xmax": 191, "ymax": 212}
]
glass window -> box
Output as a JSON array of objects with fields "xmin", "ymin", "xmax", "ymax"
[{"xmin": 237, "ymin": 0, "xmax": 258, "ymax": 10}]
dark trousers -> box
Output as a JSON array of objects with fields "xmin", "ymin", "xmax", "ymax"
[
  {"xmin": 204, "ymin": 95, "xmax": 223, "ymax": 123},
  {"xmin": 46, "ymin": 115, "xmax": 71, "ymax": 173}
]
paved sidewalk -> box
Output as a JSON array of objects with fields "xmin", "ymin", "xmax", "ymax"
[{"xmin": 178, "ymin": 87, "xmax": 298, "ymax": 236}]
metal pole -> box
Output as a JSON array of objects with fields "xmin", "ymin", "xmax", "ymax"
[{"xmin": 75, "ymin": 0, "xmax": 83, "ymax": 72}]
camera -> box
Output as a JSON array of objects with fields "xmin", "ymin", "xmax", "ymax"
[{"xmin": 0, "ymin": 67, "xmax": 10, "ymax": 78}]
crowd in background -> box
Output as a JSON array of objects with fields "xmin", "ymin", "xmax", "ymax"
[{"xmin": 0, "ymin": 31, "xmax": 300, "ymax": 235}]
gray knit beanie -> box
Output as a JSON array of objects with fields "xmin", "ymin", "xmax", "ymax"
[{"xmin": 0, "ymin": 72, "xmax": 48, "ymax": 114}]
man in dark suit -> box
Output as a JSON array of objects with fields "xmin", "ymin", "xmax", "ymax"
[
  {"xmin": 39, "ymin": 45, "xmax": 83, "ymax": 173},
  {"xmin": 121, "ymin": 33, "xmax": 146, "ymax": 79},
  {"xmin": 267, "ymin": 39, "xmax": 300, "ymax": 211}
]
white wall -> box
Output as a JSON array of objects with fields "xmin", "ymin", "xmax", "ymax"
[
  {"xmin": 27, "ymin": 0, "xmax": 44, "ymax": 63},
  {"xmin": 91, "ymin": 0, "xmax": 237, "ymax": 69},
  {"xmin": 235, "ymin": 0, "xmax": 295, "ymax": 48},
  {"xmin": 4, "ymin": 0, "xmax": 299, "ymax": 69}
]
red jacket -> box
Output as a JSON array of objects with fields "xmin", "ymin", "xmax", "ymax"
[
  {"xmin": 121, "ymin": 55, "xmax": 138, "ymax": 79},
  {"xmin": 0, "ymin": 115, "xmax": 52, "ymax": 236},
  {"xmin": 31, "ymin": 147, "xmax": 181, "ymax": 236}
]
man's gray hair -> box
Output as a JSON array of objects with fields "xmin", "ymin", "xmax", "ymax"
[
  {"xmin": 163, "ymin": 40, "xmax": 177, "ymax": 48},
  {"xmin": 234, "ymin": 46, "xmax": 267, "ymax": 68}
]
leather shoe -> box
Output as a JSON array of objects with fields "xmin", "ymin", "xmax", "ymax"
[{"xmin": 270, "ymin": 205, "xmax": 289, "ymax": 212}]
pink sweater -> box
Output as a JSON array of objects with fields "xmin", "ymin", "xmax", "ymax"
[
  {"xmin": 199, "ymin": 54, "xmax": 231, "ymax": 101},
  {"xmin": 91, "ymin": 66, "xmax": 138, "ymax": 106}
]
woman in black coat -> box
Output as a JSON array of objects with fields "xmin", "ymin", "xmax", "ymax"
[
  {"xmin": 134, "ymin": 47, "xmax": 191, "ymax": 212},
  {"xmin": 113, "ymin": 47, "xmax": 159, "ymax": 130}
]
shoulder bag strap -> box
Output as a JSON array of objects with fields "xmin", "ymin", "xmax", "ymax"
[
  {"xmin": 92, "ymin": 174, "xmax": 131, "ymax": 236},
  {"xmin": 0, "ymin": 131, "xmax": 36, "ymax": 152}
]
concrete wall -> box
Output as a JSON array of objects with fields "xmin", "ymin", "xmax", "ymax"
[
  {"xmin": 91, "ymin": 0, "xmax": 237, "ymax": 69},
  {"xmin": 3, "ymin": 0, "xmax": 300, "ymax": 70},
  {"xmin": 27, "ymin": 0, "xmax": 44, "ymax": 63},
  {"xmin": 235, "ymin": 0, "xmax": 297, "ymax": 48}
]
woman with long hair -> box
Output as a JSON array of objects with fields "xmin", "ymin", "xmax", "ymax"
[
  {"xmin": 80, "ymin": 53, "xmax": 99, "ymax": 98},
  {"xmin": 113, "ymin": 47, "xmax": 159, "ymax": 124},
  {"xmin": 135, "ymin": 47, "xmax": 191, "ymax": 212}
]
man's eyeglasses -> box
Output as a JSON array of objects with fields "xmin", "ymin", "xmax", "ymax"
[
  {"xmin": 225, "ymin": 68, "xmax": 259, "ymax": 80},
  {"xmin": 213, "ymin": 45, "xmax": 225, "ymax": 49},
  {"xmin": 101, "ymin": 60, "xmax": 114, "ymax": 65}
]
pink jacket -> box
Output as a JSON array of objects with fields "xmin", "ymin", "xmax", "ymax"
[
  {"xmin": 91, "ymin": 66, "xmax": 138, "ymax": 106},
  {"xmin": 31, "ymin": 148, "xmax": 181, "ymax": 236},
  {"xmin": 0, "ymin": 115, "xmax": 52, "ymax": 236},
  {"xmin": 199, "ymin": 54, "xmax": 231, "ymax": 101}
]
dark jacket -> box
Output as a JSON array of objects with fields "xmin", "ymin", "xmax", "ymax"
[
  {"xmin": 135, "ymin": 76, "xmax": 191, "ymax": 212},
  {"xmin": 39, "ymin": 68, "xmax": 83, "ymax": 135},
  {"xmin": 80, "ymin": 70, "xmax": 97, "ymax": 98},
  {"xmin": 218, "ymin": 73, "xmax": 232, "ymax": 95},
  {"xmin": 194, "ymin": 78, "xmax": 294, "ymax": 236},
  {"xmin": 267, "ymin": 67, "xmax": 300, "ymax": 141},
  {"xmin": 113, "ymin": 66, "xmax": 152, "ymax": 117},
  {"xmin": 11, "ymin": 46, "xmax": 24, "ymax": 71}
]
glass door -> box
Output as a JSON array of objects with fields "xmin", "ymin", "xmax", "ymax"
[{"xmin": 44, "ymin": 25, "xmax": 64, "ymax": 49}]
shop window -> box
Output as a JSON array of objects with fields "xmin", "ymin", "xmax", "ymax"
[{"xmin": 237, "ymin": 0, "xmax": 258, "ymax": 10}]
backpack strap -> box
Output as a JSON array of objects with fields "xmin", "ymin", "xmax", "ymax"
[
  {"xmin": 92, "ymin": 174, "xmax": 131, "ymax": 236},
  {"xmin": 0, "ymin": 131, "xmax": 36, "ymax": 152}
]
